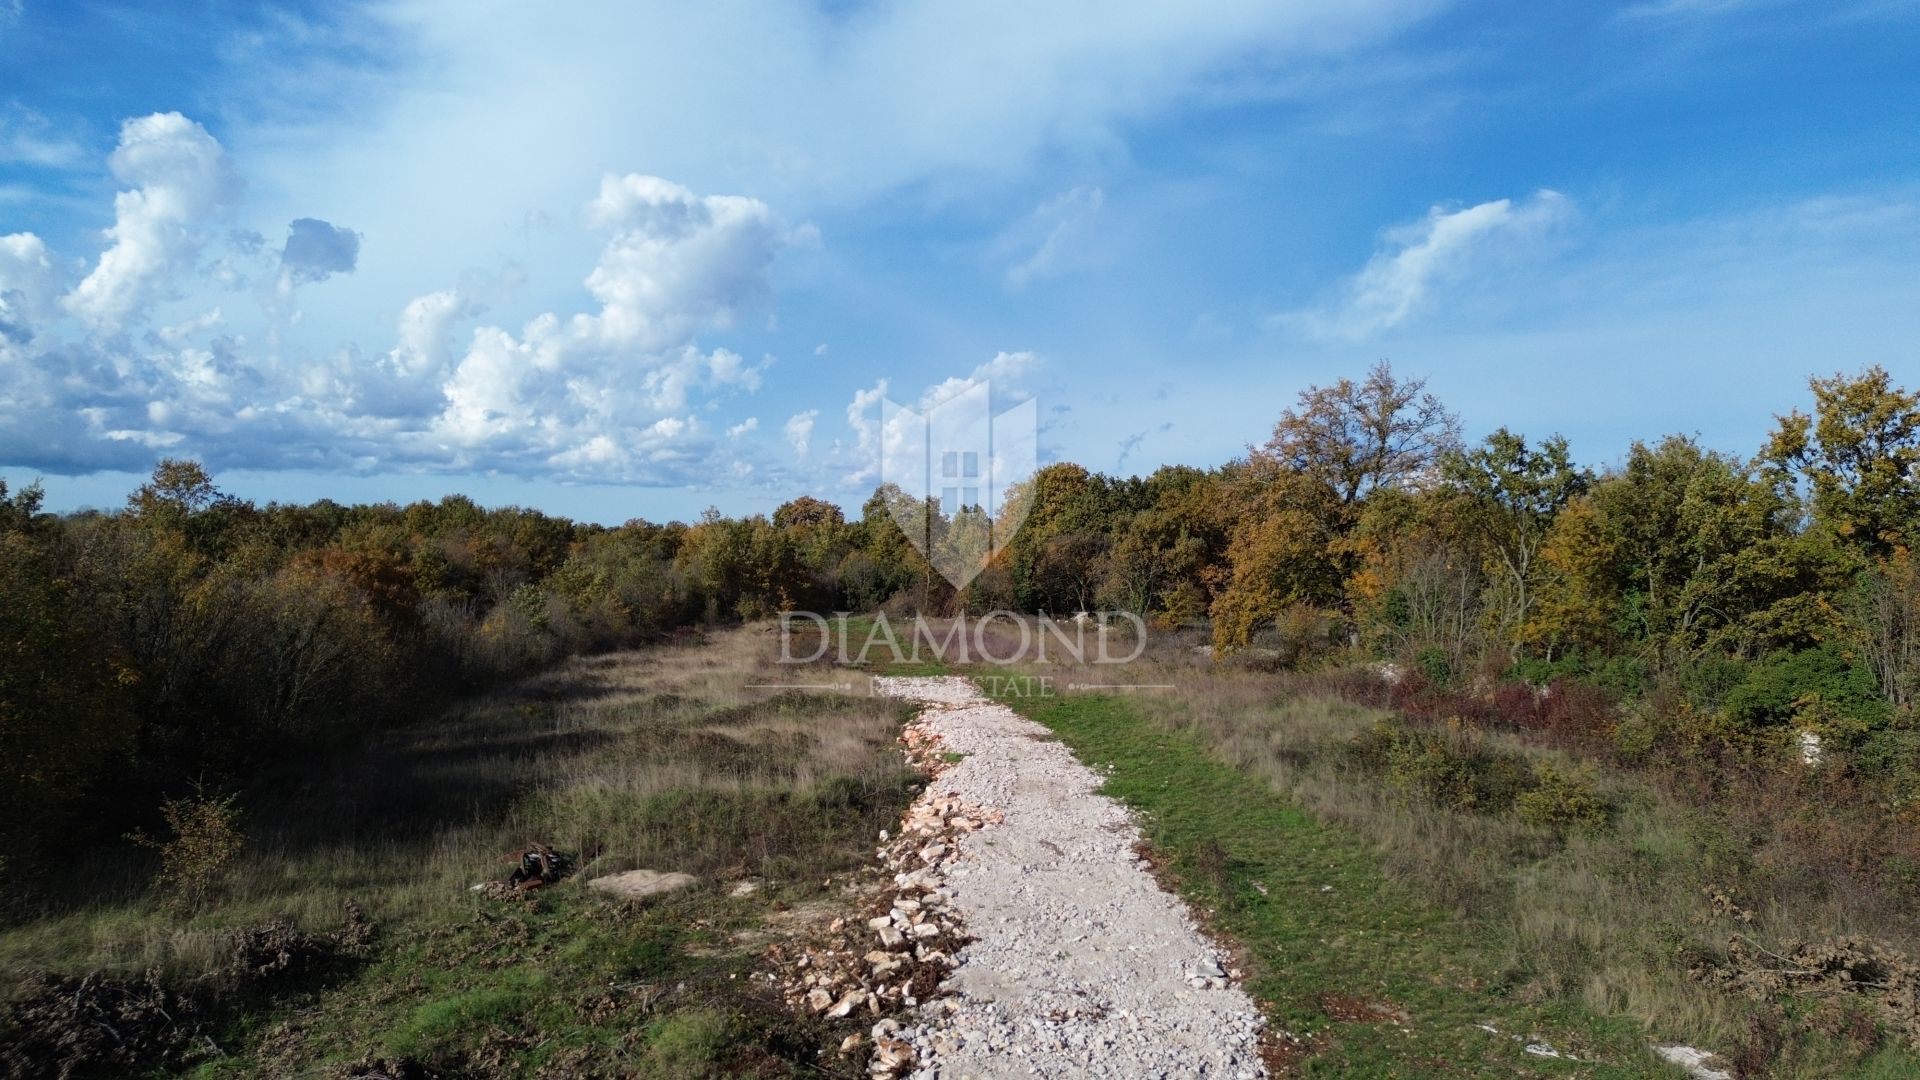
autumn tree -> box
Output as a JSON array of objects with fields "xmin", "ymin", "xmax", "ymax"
[
  {"xmin": 1525, "ymin": 496, "xmax": 1620, "ymax": 658},
  {"xmin": 773, "ymin": 495, "xmax": 845, "ymax": 531},
  {"xmin": 1208, "ymin": 364, "xmax": 1461, "ymax": 653},
  {"xmin": 1087, "ymin": 467, "xmax": 1228, "ymax": 622},
  {"xmin": 1344, "ymin": 485, "xmax": 1486, "ymax": 667},
  {"xmin": 219, "ymin": 565, "xmax": 397, "ymax": 732},
  {"xmin": 0, "ymin": 480, "xmax": 136, "ymax": 852},
  {"xmin": 127, "ymin": 458, "xmax": 258, "ymax": 563},
  {"xmin": 1259, "ymin": 360, "xmax": 1460, "ymax": 507},
  {"xmin": 129, "ymin": 458, "xmax": 225, "ymax": 520},
  {"xmin": 1209, "ymin": 464, "xmax": 1346, "ymax": 650},
  {"xmin": 1099, "ymin": 509, "xmax": 1208, "ymax": 618}
]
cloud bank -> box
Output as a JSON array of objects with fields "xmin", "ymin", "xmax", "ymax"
[
  {"xmin": 2, "ymin": 1, "xmax": 1453, "ymax": 491},
  {"xmin": 0, "ymin": 115, "xmax": 799, "ymax": 483}
]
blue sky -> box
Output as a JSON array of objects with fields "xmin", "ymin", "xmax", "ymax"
[{"xmin": 2, "ymin": 0, "xmax": 1917, "ymax": 522}]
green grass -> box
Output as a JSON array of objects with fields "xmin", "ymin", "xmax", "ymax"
[
  {"xmin": 982, "ymin": 683, "xmax": 1676, "ymax": 1077},
  {"xmin": 830, "ymin": 614, "xmax": 951, "ymax": 676},
  {"xmin": 193, "ymin": 882, "xmax": 778, "ymax": 1078}
]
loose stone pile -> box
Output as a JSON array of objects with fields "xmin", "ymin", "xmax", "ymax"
[{"xmin": 764, "ymin": 696, "xmax": 1004, "ymax": 1076}]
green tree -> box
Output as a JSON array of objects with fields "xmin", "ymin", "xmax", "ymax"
[
  {"xmin": 1596, "ymin": 436, "xmax": 1851, "ymax": 661},
  {"xmin": 0, "ymin": 477, "xmax": 44, "ymax": 530},
  {"xmin": 1764, "ymin": 365, "xmax": 1920, "ymax": 556},
  {"xmin": 1441, "ymin": 429, "xmax": 1590, "ymax": 648},
  {"xmin": 1003, "ymin": 463, "xmax": 1117, "ymax": 610},
  {"xmin": 1589, "ymin": 437, "xmax": 1757, "ymax": 662}
]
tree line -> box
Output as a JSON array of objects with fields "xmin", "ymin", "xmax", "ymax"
[{"xmin": 4, "ymin": 361, "xmax": 1917, "ymax": 866}]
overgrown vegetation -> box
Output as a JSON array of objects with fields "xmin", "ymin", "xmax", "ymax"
[
  {"xmin": 984, "ymin": 676, "xmax": 1664, "ymax": 1076},
  {"xmin": 0, "ymin": 630, "xmax": 918, "ymax": 1076}
]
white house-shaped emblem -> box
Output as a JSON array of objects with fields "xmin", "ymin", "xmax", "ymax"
[{"xmin": 879, "ymin": 381, "xmax": 1037, "ymax": 589}]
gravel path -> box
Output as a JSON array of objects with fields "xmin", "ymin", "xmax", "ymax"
[{"xmin": 873, "ymin": 675, "xmax": 1268, "ymax": 1079}]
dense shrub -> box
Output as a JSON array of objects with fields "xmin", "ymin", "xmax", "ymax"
[
  {"xmin": 1507, "ymin": 654, "xmax": 1582, "ymax": 687},
  {"xmin": 1724, "ymin": 644, "xmax": 1889, "ymax": 731},
  {"xmin": 1508, "ymin": 652, "xmax": 1650, "ymax": 697},
  {"xmin": 1681, "ymin": 654, "xmax": 1752, "ymax": 709},
  {"xmin": 1414, "ymin": 646, "xmax": 1454, "ymax": 689},
  {"xmin": 1533, "ymin": 680, "xmax": 1619, "ymax": 742},
  {"xmin": 1352, "ymin": 722, "xmax": 1534, "ymax": 815},
  {"xmin": 1351, "ymin": 719, "xmax": 1614, "ymax": 831},
  {"xmin": 1851, "ymin": 726, "xmax": 1920, "ymax": 806}
]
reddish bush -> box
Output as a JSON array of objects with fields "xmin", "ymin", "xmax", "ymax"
[
  {"xmin": 1488, "ymin": 682, "xmax": 1544, "ymax": 730},
  {"xmin": 1536, "ymin": 681, "xmax": 1617, "ymax": 743}
]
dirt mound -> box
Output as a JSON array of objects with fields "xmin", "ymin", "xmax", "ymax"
[
  {"xmin": 586, "ymin": 868, "xmax": 699, "ymax": 902},
  {"xmin": 0, "ymin": 902, "xmax": 377, "ymax": 1079},
  {"xmin": 0, "ymin": 970, "xmax": 207, "ymax": 1079},
  {"xmin": 226, "ymin": 900, "xmax": 376, "ymax": 991}
]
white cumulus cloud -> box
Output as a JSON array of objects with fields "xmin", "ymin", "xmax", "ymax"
[
  {"xmin": 0, "ymin": 232, "xmax": 57, "ymax": 352},
  {"xmin": 0, "ymin": 122, "xmax": 800, "ymax": 484},
  {"xmin": 577, "ymin": 174, "xmax": 788, "ymax": 351},
  {"xmin": 64, "ymin": 113, "xmax": 232, "ymax": 332},
  {"xmin": 421, "ymin": 174, "xmax": 797, "ymax": 478}
]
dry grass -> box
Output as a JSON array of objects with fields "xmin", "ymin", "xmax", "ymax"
[{"xmin": 1118, "ymin": 650, "xmax": 1742, "ymax": 1046}]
